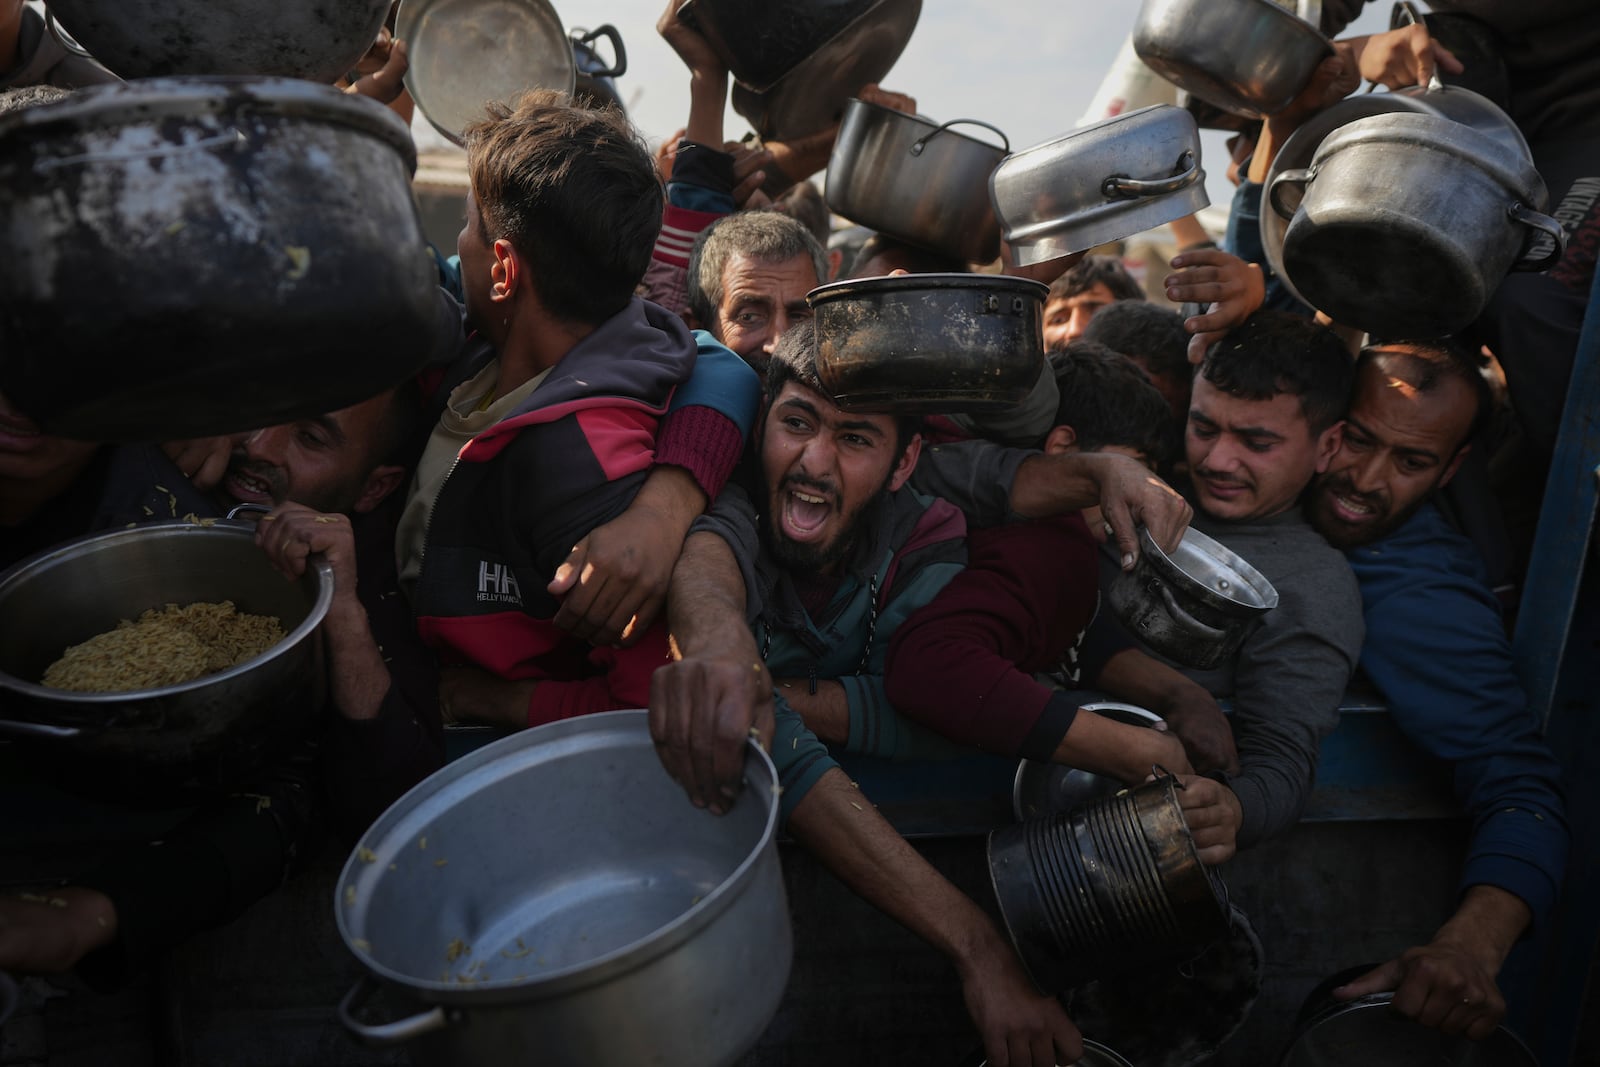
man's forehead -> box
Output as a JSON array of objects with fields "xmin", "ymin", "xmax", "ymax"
[
  {"xmin": 774, "ymin": 382, "xmax": 892, "ymax": 435},
  {"xmin": 723, "ymin": 252, "xmax": 818, "ymax": 292},
  {"xmin": 1189, "ymin": 375, "xmax": 1310, "ymax": 432},
  {"xmin": 1352, "ymin": 355, "xmax": 1474, "ymax": 440}
]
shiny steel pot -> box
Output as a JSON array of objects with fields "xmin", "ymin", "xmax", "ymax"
[
  {"xmin": 826, "ymin": 98, "xmax": 1007, "ymax": 264},
  {"xmin": 808, "ymin": 273, "xmax": 1046, "ymax": 412},
  {"xmin": 1132, "ymin": 0, "xmax": 1333, "ymax": 119},
  {"xmin": 399, "ymin": 0, "xmax": 578, "ymax": 144},
  {"xmin": 990, "ymin": 105, "xmax": 1208, "ymax": 268},
  {"xmin": 0, "ymin": 77, "xmax": 441, "ymax": 441},
  {"xmin": 1260, "ymin": 76, "xmax": 1533, "ymax": 310},
  {"xmin": 0, "ymin": 521, "xmax": 332, "ymax": 800},
  {"xmin": 1268, "ymin": 111, "xmax": 1565, "ymax": 337},
  {"xmin": 336, "ymin": 711, "xmax": 790, "ymax": 1067},
  {"xmin": 728, "ymin": 0, "xmax": 922, "ymax": 141},
  {"xmin": 965, "ymin": 1038, "xmax": 1135, "ymax": 1067},
  {"xmin": 43, "ymin": 0, "xmax": 390, "ymax": 81},
  {"xmin": 1280, "ymin": 992, "xmax": 1537, "ymax": 1066},
  {"xmin": 1107, "ymin": 526, "xmax": 1278, "ymax": 671}
]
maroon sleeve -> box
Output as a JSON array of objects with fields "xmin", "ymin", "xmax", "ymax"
[
  {"xmin": 884, "ymin": 514, "xmax": 1100, "ymax": 759},
  {"xmin": 654, "ymin": 404, "xmax": 747, "ymax": 503},
  {"xmin": 524, "ymin": 620, "xmax": 675, "ymax": 726}
]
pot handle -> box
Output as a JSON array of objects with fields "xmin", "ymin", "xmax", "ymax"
[
  {"xmin": 1102, "ymin": 151, "xmax": 1200, "ymax": 201},
  {"xmin": 1507, "ymin": 202, "xmax": 1567, "ymax": 273},
  {"xmin": 573, "ymin": 24, "xmax": 628, "ymax": 79},
  {"xmin": 0, "ymin": 719, "xmax": 82, "ymax": 740},
  {"xmin": 337, "ymin": 973, "xmax": 454, "ymax": 1046},
  {"xmin": 1153, "ymin": 582, "xmax": 1232, "ymax": 644},
  {"xmin": 44, "ymin": 8, "xmax": 96, "ymax": 60},
  {"xmin": 911, "ymin": 119, "xmax": 1009, "ymax": 157},
  {"xmin": 1268, "ymin": 168, "xmax": 1314, "ymax": 221}
]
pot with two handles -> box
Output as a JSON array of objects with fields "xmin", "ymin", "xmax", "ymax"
[
  {"xmin": 825, "ymin": 97, "xmax": 1008, "ymax": 265},
  {"xmin": 336, "ymin": 711, "xmax": 791, "ymax": 1067},
  {"xmin": 1267, "ymin": 111, "xmax": 1565, "ymax": 338}
]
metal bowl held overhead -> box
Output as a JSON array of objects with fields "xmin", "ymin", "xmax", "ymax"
[
  {"xmin": 1267, "ymin": 111, "xmax": 1564, "ymax": 338},
  {"xmin": 571, "ymin": 25, "xmax": 628, "ymax": 113},
  {"xmin": 399, "ymin": 0, "xmax": 578, "ymax": 145},
  {"xmin": 43, "ymin": 0, "xmax": 390, "ymax": 82},
  {"xmin": 0, "ymin": 521, "xmax": 332, "ymax": 801},
  {"xmin": 1260, "ymin": 76, "xmax": 1534, "ymax": 311},
  {"xmin": 1279, "ymin": 992, "xmax": 1538, "ymax": 1067},
  {"xmin": 990, "ymin": 105, "xmax": 1208, "ymax": 269},
  {"xmin": 1013, "ymin": 703, "xmax": 1165, "ymax": 822},
  {"xmin": 1132, "ymin": 0, "xmax": 1334, "ymax": 119},
  {"xmin": 808, "ymin": 273, "xmax": 1047, "ymax": 413},
  {"xmin": 729, "ymin": 0, "xmax": 922, "ymax": 141},
  {"xmin": 1107, "ymin": 526, "xmax": 1278, "ymax": 671},
  {"xmin": 335, "ymin": 710, "xmax": 790, "ymax": 1067},
  {"xmin": 680, "ymin": 0, "xmax": 911, "ymax": 93},
  {"xmin": 825, "ymin": 98, "xmax": 1008, "ymax": 264},
  {"xmin": 0, "ymin": 77, "xmax": 442, "ymax": 441}
]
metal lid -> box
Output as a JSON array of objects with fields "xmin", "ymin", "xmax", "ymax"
[
  {"xmin": 397, "ymin": 0, "xmax": 576, "ymax": 146},
  {"xmin": 990, "ymin": 105, "xmax": 1209, "ymax": 266},
  {"xmin": 0, "ymin": 76, "xmax": 417, "ymax": 174},
  {"xmin": 1142, "ymin": 526, "xmax": 1279, "ymax": 615}
]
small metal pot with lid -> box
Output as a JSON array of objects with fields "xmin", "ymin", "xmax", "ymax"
[
  {"xmin": 990, "ymin": 105, "xmax": 1208, "ymax": 268},
  {"xmin": 807, "ymin": 273, "xmax": 1047, "ymax": 412},
  {"xmin": 825, "ymin": 98, "xmax": 1008, "ymax": 264},
  {"xmin": 1267, "ymin": 110, "xmax": 1565, "ymax": 337},
  {"xmin": 1107, "ymin": 526, "xmax": 1278, "ymax": 671}
]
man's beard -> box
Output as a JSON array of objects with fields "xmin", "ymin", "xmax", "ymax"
[
  {"xmin": 763, "ymin": 471, "xmax": 888, "ymax": 574},
  {"xmin": 1312, "ymin": 471, "xmax": 1427, "ymax": 549}
]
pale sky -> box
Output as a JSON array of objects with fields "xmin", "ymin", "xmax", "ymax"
[{"xmin": 415, "ymin": 0, "xmax": 1394, "ymax": 215}]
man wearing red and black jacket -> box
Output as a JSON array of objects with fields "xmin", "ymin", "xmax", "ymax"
[{"xmin": 397, "ymin": 90, "xmax": 758, "ymax": 729}]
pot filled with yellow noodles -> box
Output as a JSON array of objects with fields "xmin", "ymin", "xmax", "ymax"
[{"xmin": 0, "ymin": 519, "xmax": 333, "ymax": 800}]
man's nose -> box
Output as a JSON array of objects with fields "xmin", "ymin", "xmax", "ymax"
[
  {"xmin": 761, "ymin": 307, "xmax": 791, "ymax": 355},
  {"xmin": 1347, "ymin": 449, "xmax": 1386, "ymax": 493},
  {"xmin": 242, "ymin": 426, "xmax": 286, "ymax": 464}
]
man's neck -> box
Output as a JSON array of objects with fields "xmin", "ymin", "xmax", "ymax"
[{"xmin": 494, "ymin": 311, "xmax": 599, "ymax": 399}]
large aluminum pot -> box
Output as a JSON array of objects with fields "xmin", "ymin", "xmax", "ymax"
[
  {"xmin": 1267, "ymin": 111, "xmax": 1565, "ymax": 337},
  {"xmin": 825, "ymin": 98, "xmax": 1008, "ymax": 264},
  {"xmin": 335, "ymin": 711, "xmax": 789, "ymax": 1067},
  {"xmin": 1280, "ymin": 992, "xmax": 1537, "ymax": 1066},
  {"xmin": 0, "ymin": 521, "xmax": 333, "ymax": 800},
  {"xmin": 0, "ymin": 77, "xmax": 442, "ymax": 441},
  {"xmin": 807, "ymin": 273, "xmax": 1046, "ymax": 412},
  {"xmin": 1260, "ymin": 76, "xmax": 1533, "ymax": 310},
  {"xmin": 398, "ymin": 0, "xmax": 579, "ymax": 145},
  {"xmin": 44, "ymin": 0, "xmax": 389, "ymax": 82},
  {"xmin": 1107, "ymin": 526, "xmax": 1278, "ymax": 671},
  {"xmin": 990, "ymin": 105, "xmax": 1208, "ymax": 268},
  {"xmin": 728, "ymin": 0, "xmax": 922, "ymax": 141},
  {"xmin": 1132, "ymin": 0, "xmax": 1333, "ymax": 119}
]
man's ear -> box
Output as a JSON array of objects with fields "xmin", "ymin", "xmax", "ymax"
[
  {"xmin": 1044, "ymin": 424, "xmax": 1078, "ymax": 455},
  {"xmin": 1313, "ymin": 420, "xmax": 1344, "ymax": 474},
  {"xmin": 682, "ymin": 305, "xmax": 701, "ymax": 330},
  {"xmin": 490, "ymin": 238, "xmax": 519, "ymax": 302},
  {"xmin": 353, "ymin": 463, "xmax": 407, "ymax": 514},
  {"xmin": 1438, "ymin": 442, "xmax": 1472, "ymax": 489},
  {"xmin": 887, "ymin": 433, "xmax": 924, "ymax": 492},
  {"xmin": 826, "ymin": 248, "xmax": 844, "ymax": 282}
]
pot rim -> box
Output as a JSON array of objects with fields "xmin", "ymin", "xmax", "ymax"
[
  {"xmin": 996, "ymin": 104, "xmax": 1189, "ymax": 165},
  {"xmin": 335, "ymin": 710, "xmax": 783, "ymax": 1003},
  {"xmin": 1138, "ymin": 526, "xmax": 1280, "ymax": 614},
  {"xmin": 0, "ymin": 521, "xmax": 334, "ymax": 704},
  {"xmin": 807, "ymin": 272, "xmax": 1047, "ymax": 307},
  {"xmin": 0, "ymin": 76, "xmax": 417, "ymax": 173},
  {"xmin": 1284, "ymin": 991, "xmax": 1538, "ymax": 1064}
]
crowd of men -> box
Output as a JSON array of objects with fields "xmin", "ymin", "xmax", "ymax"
[{"xmin": 1, "ymin": 0, "xmax": 1593, "ymax": 1062}]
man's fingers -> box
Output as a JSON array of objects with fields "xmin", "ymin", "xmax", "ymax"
[
  {"xmin": 731, "ymin": 169, "xmax": 768, "ymax": 207},
  {"xmin": 1102, "ymin": 498, "xmax": 1139, "ymax": 570},
  {"xmin": 1335, "ymin": 957, "xmax": 1405, "ymax": 1000}
]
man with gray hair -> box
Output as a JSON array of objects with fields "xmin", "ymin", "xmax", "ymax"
[{"xmin": 683, "ymin": 210, "xmax": 829, "ymax": 371}]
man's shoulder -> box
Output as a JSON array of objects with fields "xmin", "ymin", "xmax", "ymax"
[{"xmin": 1348, "ymin": 502, "xmax": 1500, "ymax": 623}]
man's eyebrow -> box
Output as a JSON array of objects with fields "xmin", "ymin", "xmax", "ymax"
[
  {"xmin": 834, "ymin": 418, "xmax": 886, "ymax": 438},
  {"xmin": 1346, "ymin": 415, "xmax": 1441, "ymax": 463},
  {"xmin": 778, "ymin": 395, "xmax": 821, "ymax": 419},
  {"xmin": 1236, "ymin": 426, "xmax": 1286, "ymax": 442},
  {"xmin": 308, "ymin": 414, "xmax": 346, "ymax": 444}
]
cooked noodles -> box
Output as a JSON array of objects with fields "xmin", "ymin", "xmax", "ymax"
[{"xmin": 41, "ymin": 600, "xmax": 285, "ymax": 692}]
